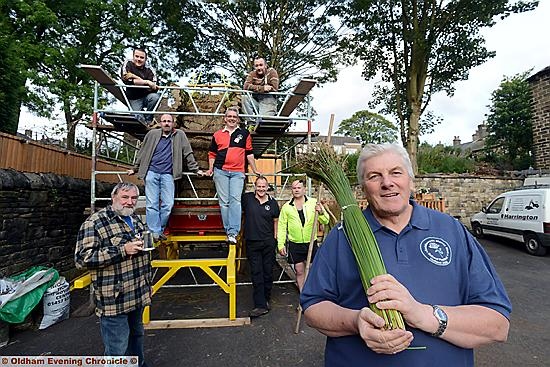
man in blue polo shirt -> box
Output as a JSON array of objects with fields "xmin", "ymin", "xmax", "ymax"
[{"xmin": 301, "ymin": 143, "xmax": 511, "ymax": 367}]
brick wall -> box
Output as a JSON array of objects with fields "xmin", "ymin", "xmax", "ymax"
[
  {"xmin": 0, "ymin": 169, "xmax": 112, "ymax": 278},
  {"xmin": 528, "ymin": 67, "xmax": 550, "ymax": 169}
]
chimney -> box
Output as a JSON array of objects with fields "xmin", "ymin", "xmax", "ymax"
[
  {"xmin": 453, "ymin": 136, "xmax": 461, "ymax": 147},
  {"xmin": 24, "ymin": 129, "xmax": 33, "ymax": 138}
]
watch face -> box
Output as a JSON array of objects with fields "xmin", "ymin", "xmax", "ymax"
[{"xmin": 435, "ymin": 307, "xmax": 447, "ymax": 322}]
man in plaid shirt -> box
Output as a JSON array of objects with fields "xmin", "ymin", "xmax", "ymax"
[{"xmin": 75, "ymin": 182, "xmax": 152, "ymax": 367}]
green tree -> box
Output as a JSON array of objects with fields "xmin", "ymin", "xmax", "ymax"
[
  {"xmin": 485, "ymin": 71, "xmax": 533, "ymax": 170},
  {"xmin": 26, "ymin": 0, "xmax": 161, "ymax": 150},
  {"xmin": 164, "ymin": 0, "xmax": 346, "ymax": 86},
  {"xmin": 417, "ymin": 143, "xmax": 475, "ymax": 174},
  {"xmin": 336, "ymin": 110, "xmax": 398, "ymax": 145},
  {"xmin": 341, "ymin": 0, "xmax": 538, "ymax": 174},
  {"xmin": 0, "ymin": 0, "xmax": 57, "ymax": 134}
]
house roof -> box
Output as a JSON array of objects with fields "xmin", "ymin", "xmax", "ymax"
[{"xmin": 527, "ymin": 66, "xmax": 550, "ymax": 83}]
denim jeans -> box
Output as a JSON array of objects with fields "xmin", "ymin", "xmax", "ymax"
[
  {"xmin": 145, "ymin": 170, "xmax": 174, "ymax": 236},
  {"xmin": 99, "ymin": 306, "xmax": 147, "ymax": 367},
  {"xmin": 129, "ymin": 93, "xmax": 161, "ymax": 123},
  {"xmin": 242, "ymin": 94, "xmax": 277, "ymax": 118},
  {"xmin": 212, "ymin": 168, "xmax": 245, "ymax": 236}
]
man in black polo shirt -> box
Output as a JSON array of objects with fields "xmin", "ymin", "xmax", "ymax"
[
  {"xmin": 121, "ymin": 47, "xmax": 160, "ymax": 125},
  {"xmin": 242, "ymin": 176, "xmax": 280, "ymax": 318}
]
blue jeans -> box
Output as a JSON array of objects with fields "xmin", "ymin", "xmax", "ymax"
[
  {"xmin": 129, "ymin": 93, "xmax": 160, "ymax": 123},
  {"xmin": 145, "ymin": 171, "xmax": 174, "ymax": 236},
  {"xmin": 99, "ymin": 306, "xmax": 147, "ymax": 367},
  {"xmin": 242, "ymin": 94, "xmax": 277, "ymax": 118},
  {"xmin": 212, "ymin": 168, "xmax": 245, "ymax": 236}
]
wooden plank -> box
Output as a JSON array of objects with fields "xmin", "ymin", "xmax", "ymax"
[
  {"xmin": 80, "ymin": 64, "xmax": 128, "ymax": 105},
  {"xmin": 144, "ymin": 317, "xmax": 251, "ymax": 329},
  {"xmin": 73, "ymin": 273, "xmax": 92, "ymax": 289},
  {"xmin": 279, "ymin": 79, "xmax": 317, "ymax": 117}
]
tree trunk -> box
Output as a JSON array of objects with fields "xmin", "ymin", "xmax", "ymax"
[
  {"xmin": 64, "ymin": 100, "xmax": 76, "ymax": 151},
  {"xmin": 407, "ymin": 102, "xmax": 421, "ymax": 175}
]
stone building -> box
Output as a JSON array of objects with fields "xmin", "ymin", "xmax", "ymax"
[
  {"xmin": 527, "ymin": 66, "xmax": 550, "ymax": 169},
  {"xmin": 452, "ymin": 123, "xmax": 488, "ymax": 157}
]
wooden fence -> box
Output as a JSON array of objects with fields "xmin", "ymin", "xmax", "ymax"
[{"xmin": 0, "ymin": 132, "xmax": 138, "ymax": 185}]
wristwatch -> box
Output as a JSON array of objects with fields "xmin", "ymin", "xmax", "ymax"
[{"xmin": 430, "ymin": 305, "xmax": 448, "ymax": 337}]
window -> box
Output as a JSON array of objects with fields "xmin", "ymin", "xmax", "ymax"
[{"xmin": 487, "ymin": 197, "xmax": 505, "ymax": 214}]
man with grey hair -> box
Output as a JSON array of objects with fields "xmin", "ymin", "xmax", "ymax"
[
  {"xmin": 75, "ymin": 182, "xmax": 151, "ymax": 367},
  {"xmin": 300, "ymin": 143, "xmax": 511, "ymax": 367}
]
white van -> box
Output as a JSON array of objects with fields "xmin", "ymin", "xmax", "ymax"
[{"xmin": 470, "ymin": 187, "xmax": 550, "ymax": 256}]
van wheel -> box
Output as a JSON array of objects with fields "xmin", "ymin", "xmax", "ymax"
[
  {"xmin": 472, "ymin": 223, "xmax": 483, "ymax": 238},
  {"xmin": 524, "ymin": 234, "xmax": 547, "ymax": 256}
]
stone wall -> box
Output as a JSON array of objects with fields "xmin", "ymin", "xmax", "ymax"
[
  {"xmin": 415, "ymin": 174, "xmax": 523, "ymax": 227},
  {"xmin": 0, "ymin": 169, "xmax": 111, "ymax": 278},
  {"xmin": 528, "ymin": 67, "xmax": 550, "ymax": 170}
]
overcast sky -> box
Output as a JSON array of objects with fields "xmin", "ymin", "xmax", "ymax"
[
  {"xmin": 19, "ymin": 2, "xmax": 549, "ymax": 146},
  {"xmin": 309, "ymin": 1, "xmax": 550, "ymax": 146}
]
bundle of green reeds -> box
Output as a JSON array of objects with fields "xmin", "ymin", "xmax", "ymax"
[{"xmin": 298, "ymin": 143, "xmax": 405, "ymax": 330}]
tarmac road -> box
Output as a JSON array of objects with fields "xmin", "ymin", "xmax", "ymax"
[{"xmin": 2, "ymin": 236, "xmax": 549, "ymax": 366}]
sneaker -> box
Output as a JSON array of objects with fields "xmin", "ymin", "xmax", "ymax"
[
  {"xmin": 249, "ymin": 307, "xmax": 269, "ymax": 318},
  {"xmin": 227, "ymin": 235, "xmax": 237, "ymax": 244}
]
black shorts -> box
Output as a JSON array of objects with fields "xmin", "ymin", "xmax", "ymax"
[{"xmin": 287, "ymin": 240, "xmax": 318, "ymax": 264}]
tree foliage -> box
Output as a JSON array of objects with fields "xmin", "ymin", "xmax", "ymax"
[
  {"xmin": 341, "ymin": 0, "xmax": 538, "ymax": 174},
  {"xmin": 484, "ymin": 71, "xmax": 533, "ymax": 170},
  {"xmin": 0, "ymin": 0, "xmax": 57, "ymax": 134},
  {"xmin": 336, "ymin": 110, "xmax": 398, "ymax": 145},
  {"xmin": 25, "ymin": 0, "xmax": 164, "ymax": 150},
  {"xmin": 166, "ymin": 0, "xmax": 346, "ymax": 86},
  {"xmin": 417, "ymin": 143, "xmax": 475, "ymax": 174}
]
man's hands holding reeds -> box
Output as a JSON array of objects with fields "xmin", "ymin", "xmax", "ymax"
[{"xmin": 356, "ymin": 273, "xmax": 428, "ymax": 354}]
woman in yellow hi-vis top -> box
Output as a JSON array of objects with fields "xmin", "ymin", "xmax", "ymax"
[{"xmin": 278, "ymin": 179, "xmax": 329, "ymax": 291}]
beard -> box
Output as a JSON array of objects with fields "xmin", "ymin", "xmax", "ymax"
[{"xmin": 112, "ymin": 203, "xmax": 135, "ymax": 217}]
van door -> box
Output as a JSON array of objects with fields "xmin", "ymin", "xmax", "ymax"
[
  {"xmin": 499, "ymin": 193, "xmax": 543, "ymax": 242},
  {"xmin": 483, "ymin": 197, "xmax": 507, "ymax": 238}
]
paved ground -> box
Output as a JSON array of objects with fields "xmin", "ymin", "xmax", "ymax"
[{"xmin": 2, "ymin": 236, "xmax": 549, "ymax": 366}]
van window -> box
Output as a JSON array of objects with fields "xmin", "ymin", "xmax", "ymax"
[{"xmin": 487, "ymin": 197, "xmax": 505, "ymax": 214}]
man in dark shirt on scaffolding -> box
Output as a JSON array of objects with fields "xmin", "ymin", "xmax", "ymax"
[
  {"xmin": 242, "ymin": 57, "xmax": 280, "ymax": 121},
  {"xmin": 121, "ymin": 47, "xmax": 160, "ymax": 126}
]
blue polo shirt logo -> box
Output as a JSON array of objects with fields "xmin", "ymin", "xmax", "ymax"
[{"xmin": 420, "ymin": 237, "xmax": 452, "ymax": 266}]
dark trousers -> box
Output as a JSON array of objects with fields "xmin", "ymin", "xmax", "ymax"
[{"xmin": 246, "ymin": 238, "xmax": 276, "ymax": 309}]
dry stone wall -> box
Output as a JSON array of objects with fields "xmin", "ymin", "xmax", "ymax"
[
  {"xmin": 414, "ymin": 174, "xmax": 523, "ymax": 227},
  {"xmin": 0, "ymin": 169, "xmax": 112, "ymax": 278}
]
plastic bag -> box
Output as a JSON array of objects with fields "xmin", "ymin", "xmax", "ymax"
[
  {"xmin": 39, "ymin": 277, "xmax": 70, "ymax": 329},
  {"xmin": 0, "ymin": 267, "xmax": 59, "ymax": 324}
]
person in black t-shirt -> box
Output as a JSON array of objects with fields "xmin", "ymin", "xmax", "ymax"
[
  {"xmin": 242, "ymin": 176, "xmax": 280, "ymax": 318},
  {"xmin": 120, "ymin": 47, "xmax": 160, "ymax": 125}
]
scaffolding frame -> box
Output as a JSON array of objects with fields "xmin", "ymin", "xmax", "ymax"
[{"xmin": 80, "ymin": 64, "xmax": 318, "ymax": 328}]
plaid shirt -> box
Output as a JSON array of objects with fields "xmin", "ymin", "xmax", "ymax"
[{"xmin": 75, "ymin": 205, "xmax": 152, "ymax": 316}]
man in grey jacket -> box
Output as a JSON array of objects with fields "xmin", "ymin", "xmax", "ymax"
[{"xmin": 129, "ymin": 114, "xmax": 203, "ymax": 241}]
